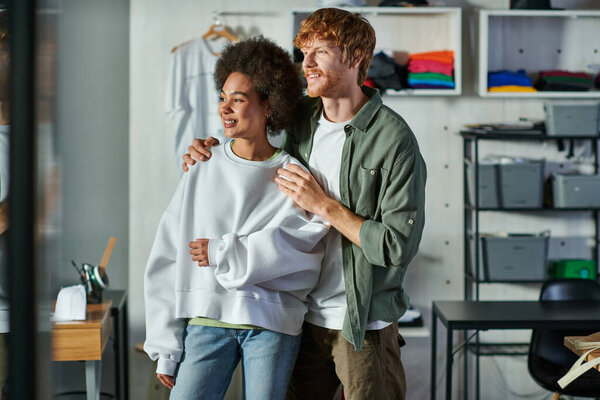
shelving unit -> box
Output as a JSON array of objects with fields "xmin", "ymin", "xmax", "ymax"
[
  {"xmin": 461, "ymin": 130, "xmax": 600, "ymax": 398},
  {"xmin": 291, "ymin": 7, "xmax": 462, "ymax": 96},
  {"xmin": 462, "ymin": 131, "xmax": 600, "ymax": 300},
  {"xmin": 478, "ymin": 9, "xmax": 600, "ymax": 98}
]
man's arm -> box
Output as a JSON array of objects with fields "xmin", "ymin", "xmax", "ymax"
[
  {"xmin": 181, "ymin": 137, "xmax": 220, "ymax": 172},
  {"xmin": 277, "ymin": 148, "xmax": 426, "ymax": 267},
  {"xmin": 275, "ymin": 164, "xmax": 364, "ymax": 247}
]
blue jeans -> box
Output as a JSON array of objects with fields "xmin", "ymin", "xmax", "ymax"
[{"xmin": 170, "ymin": 324, "xmax": 301, "ymax": 400}]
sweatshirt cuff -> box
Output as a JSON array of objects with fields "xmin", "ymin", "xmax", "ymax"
[
  {"xmin": 156, "ymin": 357, "xmax": 178, "ymax": 376},
  {"xmin": 207, "ymin": 238, "xmax": 224, "ymax": 266}
]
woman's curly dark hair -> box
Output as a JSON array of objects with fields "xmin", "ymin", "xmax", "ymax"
[{"xmin": 214, "ymin": 36, "xmax": 303, "ymax": 136}]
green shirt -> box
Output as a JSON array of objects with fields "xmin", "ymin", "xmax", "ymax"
[{"xmin": 281, "ymin": 86, "xmax": 427, "ymax": 350}]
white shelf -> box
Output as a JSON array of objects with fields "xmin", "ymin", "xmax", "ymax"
[
  {"xmin": 291, "ymin": 7, "xmax": 462, "ymax": 96},
  {"xmin": 385, "ymin": 88, "xmax": 459, "ymax": 97},
  {"xmin": 478, "ymin": 9, "xmax": 600, "ymax": 98}
]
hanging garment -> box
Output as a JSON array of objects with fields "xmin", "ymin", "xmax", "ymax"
[{"xmin": 165, "ymin": 38, "xmax": 228, "ymax": 168}]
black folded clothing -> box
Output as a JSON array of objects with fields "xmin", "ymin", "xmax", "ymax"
[
  {"xmin": 367, "ymin": 52, "xmax": 407, "ymax": 91},
  {"xmin": 535, "ymin": 81, "xmax": 591, "ymax": 91}
]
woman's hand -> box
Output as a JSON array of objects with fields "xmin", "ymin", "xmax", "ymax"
[
  {"xmin": 157, "ymin": 373, "xmax": 175, "ymax": 389},
  {"xmin": 182, "ymin": 137, "xmax": 220, "ymax": 172},
  {"xmin": 189, "ymin": 238, "xmax": 210, "ymax": 266}
]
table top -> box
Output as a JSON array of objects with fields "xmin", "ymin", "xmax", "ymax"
[
  {"xmin": 433, "ymin": 300, "xmax": 600, "ymax": 330},
  {"xmin": 52, "ymin": 301, "xmax": 112, "ymax": 330}
]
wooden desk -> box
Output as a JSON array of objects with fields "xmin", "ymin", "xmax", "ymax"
[
  {"xmin": 564, "ymin": 331, "xmax": 600, "ymax": 372},
  {"xmin": 52, "ymin": 300, "xmax": 112, "ymax": 400}
]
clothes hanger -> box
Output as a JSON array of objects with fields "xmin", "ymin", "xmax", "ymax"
[
  {"xmin": 202, "ymin": 13, "xmax": 239, "ymax": 43},
  {"xmin": 171, "ymin": 12, "xmax": 238, "ymax": 54}
]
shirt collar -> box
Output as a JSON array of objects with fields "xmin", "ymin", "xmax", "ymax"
[{"xmin": 309, "ymin": 86, "xmax": 383, "ymax": 134}]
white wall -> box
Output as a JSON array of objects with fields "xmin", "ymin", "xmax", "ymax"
[{"xmin": 129, "ymin": 1, "xmax": 600, "ymax": 399}]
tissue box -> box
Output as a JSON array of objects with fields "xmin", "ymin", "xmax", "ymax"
[{"xmin": 53, "ymin": 284, "xmax": 87, "ymax": 321}]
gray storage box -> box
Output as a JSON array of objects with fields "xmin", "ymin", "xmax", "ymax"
[
  {"xmin": 552, "ymin": 174, "xmax": 600, "ymax": 208},
  {"xmin": 548, "ymin": 237, "xmax": 594, "ymax": 260},
  {"xmin": 482, "ymin": 235, "xmax": 549, "ymax": 281},
  {"xmin": 465, "ymin": 160, "xmax": 499, "ymax": 208},
  {"xmin": 498, "ymin": 160, "xmax": 544, "ymax": 208},
  {"xmin": 544, "ymin": 102, "xmax": 600, "ymax": 137}
]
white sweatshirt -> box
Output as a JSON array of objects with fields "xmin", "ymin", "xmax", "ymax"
[{"xmin": 144, "ymin": 141, "xmax": 328, "ymax": 376}]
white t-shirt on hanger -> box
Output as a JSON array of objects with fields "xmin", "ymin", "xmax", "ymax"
[{"xmin": 165, "ymin": 37, "xmax": 228, "ymax": 169}]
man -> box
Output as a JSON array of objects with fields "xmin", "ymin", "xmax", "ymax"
[{"xmin": 183, "ymin": 8, "xmax": 426, "ymax": 400}]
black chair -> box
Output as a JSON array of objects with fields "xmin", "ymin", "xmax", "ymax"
[{"xmin": 528, "ymin": 279, "xmax": 600, "ymax": 397}]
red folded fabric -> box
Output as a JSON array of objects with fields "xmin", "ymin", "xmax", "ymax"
[{"xmin": 408, "ymin": 59, "xmax": 453, "ymax": 76}]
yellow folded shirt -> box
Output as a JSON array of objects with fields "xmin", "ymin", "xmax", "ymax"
[{"xmin": 488, "ymin": 85, "xmax": 537, "ymax": 92}]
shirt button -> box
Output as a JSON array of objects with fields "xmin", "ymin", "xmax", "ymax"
[
  {"xmin": 344, "ymin": 125, "xmax": 352, "ymax": 133},
  {"xmin": 304, "ymin": 152, "xmax": 308, "ymax": 158},
  {"xmin": 408, "ymin": 219, "xmax": 414, "ymax": 225},
  {"xmin": 370, "ymin": 170, "xmax": 376, "ymax": 175}
]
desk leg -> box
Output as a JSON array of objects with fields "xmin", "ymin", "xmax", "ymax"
[
  {"xmin": 123, "ymin": 301, "xmax": 130, "ymax": 400},
  {"xmin": 85, "ymin": 360, "xmax": 101, "ymax": 400},
  {"xmin": 113, "ymin": 308, "xmax": 122, "ymax": 400},
  {"xmin": 431, "ymin": 308, "xmax": 437, "ymax": 400},
  {"xmin": 446, "ymin": 327, "xmax": 453, "ymax": 400},
  {"xmin": 463, "ymin": 330, "xmax": 468, "ymax": 400}
]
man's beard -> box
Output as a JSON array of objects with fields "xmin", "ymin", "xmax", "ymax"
[{"xmin": 305, "ymin": 69, "xmax": 339, "ymax": 98}]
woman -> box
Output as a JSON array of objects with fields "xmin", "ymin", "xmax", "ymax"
[{"xmin": 143, "ymin": 36, "xmax": 328, "ymax": 400}]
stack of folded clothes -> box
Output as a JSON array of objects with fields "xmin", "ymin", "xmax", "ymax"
[
  {"xmin": 366, "ymin": 51, "xmax": 407, "ymax": 91},
  {"xmin": 488, "ymin": 69, "xmax": 537, "ymax": 92},
  {"xmin": 535, "ymin": 70, "xmax": 595, "ymax": 91},
  {"xmin": 407, "ymin": 50, "xmax": 455, "ymax": 89}
]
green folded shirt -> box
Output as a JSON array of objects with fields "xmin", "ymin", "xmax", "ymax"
[{"xmin": 408, "ymin": 72, "xmax": 454, "ymax": 82}]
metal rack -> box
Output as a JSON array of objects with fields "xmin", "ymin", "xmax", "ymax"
[
  {"xmin": 462, "ymin": 131, "xmax": 600, "ymax": 300},
  {"xmin": 461, "ymin": 130, "xmax": 600, "ymax": 396}
]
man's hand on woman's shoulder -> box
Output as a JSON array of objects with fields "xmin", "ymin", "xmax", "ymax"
[{"xmin": 181, "ymin": 136, "xmax": 220, "ymax": 172}]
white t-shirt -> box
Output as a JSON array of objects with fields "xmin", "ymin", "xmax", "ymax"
[
  {"xmin": 305, "ymin": 112, "xmax": 391, "ymax": 331},
  {"xmin": 165, "ymin": 37, "xmax": 227, "ymax": 168}
]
